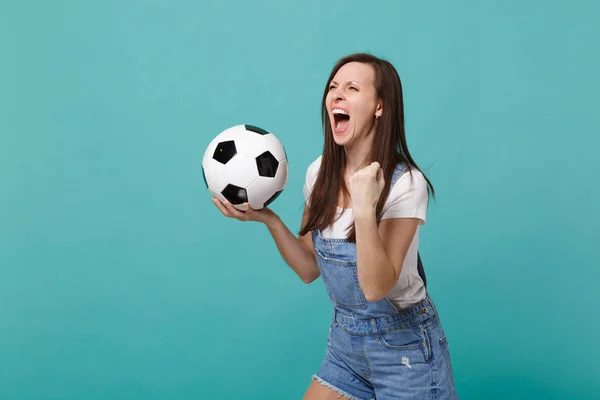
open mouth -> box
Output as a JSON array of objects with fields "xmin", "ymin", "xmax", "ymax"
[{"xmin": 332, "ymin": 109, "xmax": 350, "ymax": 133}]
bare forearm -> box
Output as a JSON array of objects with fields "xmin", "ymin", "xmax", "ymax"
[
  {"xmin": 264, "ymin": 214, "xmax": 320, "ymax": 283},
  {"xmin": 354, "ymin": 213, "xmax": 397, "ymax": 301}
]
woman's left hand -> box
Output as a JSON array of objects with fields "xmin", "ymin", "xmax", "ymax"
[{"xmin": 348, "ymin": 162, "xmax": 385, "ymax": 219}]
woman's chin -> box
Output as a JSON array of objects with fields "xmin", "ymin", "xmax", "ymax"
[{"xmin": 332, "ymin": 128, "xmax": 353, "ymax": 146}]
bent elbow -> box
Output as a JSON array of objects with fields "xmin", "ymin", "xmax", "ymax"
[
  {"xmin": 301, "ymin": 273, "xmax": 319, "ymax": 284},
  {"xmin": 300, "ymin": 268, "xmax": 320, "ymax": 284},
  {"xmin": 361, "ymin": 271, "xmax": 399, "ymax": 302},
  {"xmin": 364, "ymin": 291, "xmax": 386, "ymax": 303},
  {"xmin": 362, "ymin": 284, "xmax": 390, "ymax": 302}
]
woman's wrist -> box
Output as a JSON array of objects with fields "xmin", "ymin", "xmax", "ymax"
[
  {"xmin": 352, "ymin": 206, "xmax": 377, "ymax": 222},
  {"xmin": 261, "ymin": 208, "xmax": 280, "ymax": 227}
]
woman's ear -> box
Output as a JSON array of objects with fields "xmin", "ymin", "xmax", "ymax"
[{"xmin": 375, "ymin": 102, "xmax": 383, "ymax": 118}]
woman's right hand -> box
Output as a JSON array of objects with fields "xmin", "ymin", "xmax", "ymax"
[{"xmin": 212, "ymin": 197, "xmax": 277, "ymax": 226}]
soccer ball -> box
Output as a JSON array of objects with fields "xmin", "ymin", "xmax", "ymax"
[{"xmin": 202, "ymin": 124, "xmax": 288, "ymax": 211}]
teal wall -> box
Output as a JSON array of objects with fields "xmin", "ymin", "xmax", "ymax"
[{"xmin": 1, "ymin": 1, "xmax": 599, "ymax": 399}]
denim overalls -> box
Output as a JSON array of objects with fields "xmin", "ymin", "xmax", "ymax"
[{"xmin": 310, "ymin": 164, "xmax": 459, "ymax": 400}]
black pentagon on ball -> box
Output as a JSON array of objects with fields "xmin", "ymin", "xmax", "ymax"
[
  {"xmin": 213, "ymin": 140, "xmax": 236, "ymax": 164},
  {"xmin": 264, "ymin": 189, "xmax": 283, "ymax": 207},
  {"xmin": 245, "ymin": 124, "xmax": 269, "ymax": 135},
  {"xmin": 256, "ymin": 151, "xmax": 279, "ymax": 178},
  {"xmin": 221, "ymin": 184, "xmax": 247, "ymax": 205}
]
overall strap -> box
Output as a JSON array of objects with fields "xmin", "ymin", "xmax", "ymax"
[{"xmin": 389, "ymin": 163, "xmax": 410, "ymax": 188}]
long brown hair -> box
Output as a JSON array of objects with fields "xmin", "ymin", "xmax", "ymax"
[{"xmin": 299, "ymin": 53, "xmax": 435, "ymax": 242}]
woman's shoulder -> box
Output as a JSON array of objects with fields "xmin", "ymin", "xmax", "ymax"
[
  {"xmin": 308, "ymin": 155, "xmax": 323, "ymax": 168},
  {"xmin": 390, "ymin": 165, "xmax": 428, "ymax": 194},
  {"xmin": 302, "ymin": 155, "xmax": 323, "ymax": 202},
  {"xmin": 305, "ymin": 155, "xmax": 323, "ymax": 182},
  {"xmin": 382, "ymin": 165, "xmax": 429, "ymax": 221}
]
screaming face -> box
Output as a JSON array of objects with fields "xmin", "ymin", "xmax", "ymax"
[{"xmin": 326, "ymin": 61, "xmax": 382, "ymax": 147}]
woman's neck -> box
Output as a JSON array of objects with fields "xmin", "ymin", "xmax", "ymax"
[{"xmin": 343, "ymin": 133, "xmax": 374, "ymax": 176}]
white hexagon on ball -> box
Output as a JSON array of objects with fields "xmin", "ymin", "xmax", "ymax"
[{"xmin": 202, "ymin": 125, "xmax": 288, "ymax": 211}]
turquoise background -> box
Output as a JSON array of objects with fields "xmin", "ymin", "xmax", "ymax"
[{"xmin": 1, "ymin": 1, "xmax": 599, "ymax": 399}]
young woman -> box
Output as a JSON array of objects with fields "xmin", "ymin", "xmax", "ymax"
[{"xmin": 212, "ymin": 53, "xmax": 458, "ymax": 400}]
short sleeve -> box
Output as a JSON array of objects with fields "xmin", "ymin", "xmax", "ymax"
[
  {"xmin": 381, "ymin": 169, "xmax": 429, "ymax": 225},
  {"xmin": 302, "ymin": 156, "xmax": 322, "ymax": 205}
]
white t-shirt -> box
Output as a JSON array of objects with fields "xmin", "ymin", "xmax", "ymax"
[{"xmin": 302, "ymin": 155, "xmax": 428, "ymax": 310}]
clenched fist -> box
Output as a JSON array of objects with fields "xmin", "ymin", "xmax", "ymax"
[{"xmin": 348, "ymin": 162, "xmax": 385, "ymax": 219}]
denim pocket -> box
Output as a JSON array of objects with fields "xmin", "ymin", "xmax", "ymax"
[
  {"xmin": 377, "ymin": 325, "xmax": 426, "ymax": 351},
  {"xmin": 315, "ymin": 248, "xmax": 366, "ymax": 309},
  {"xmin": 376, "ymin": 324, "xmax": 432, "ymax": 365}
]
